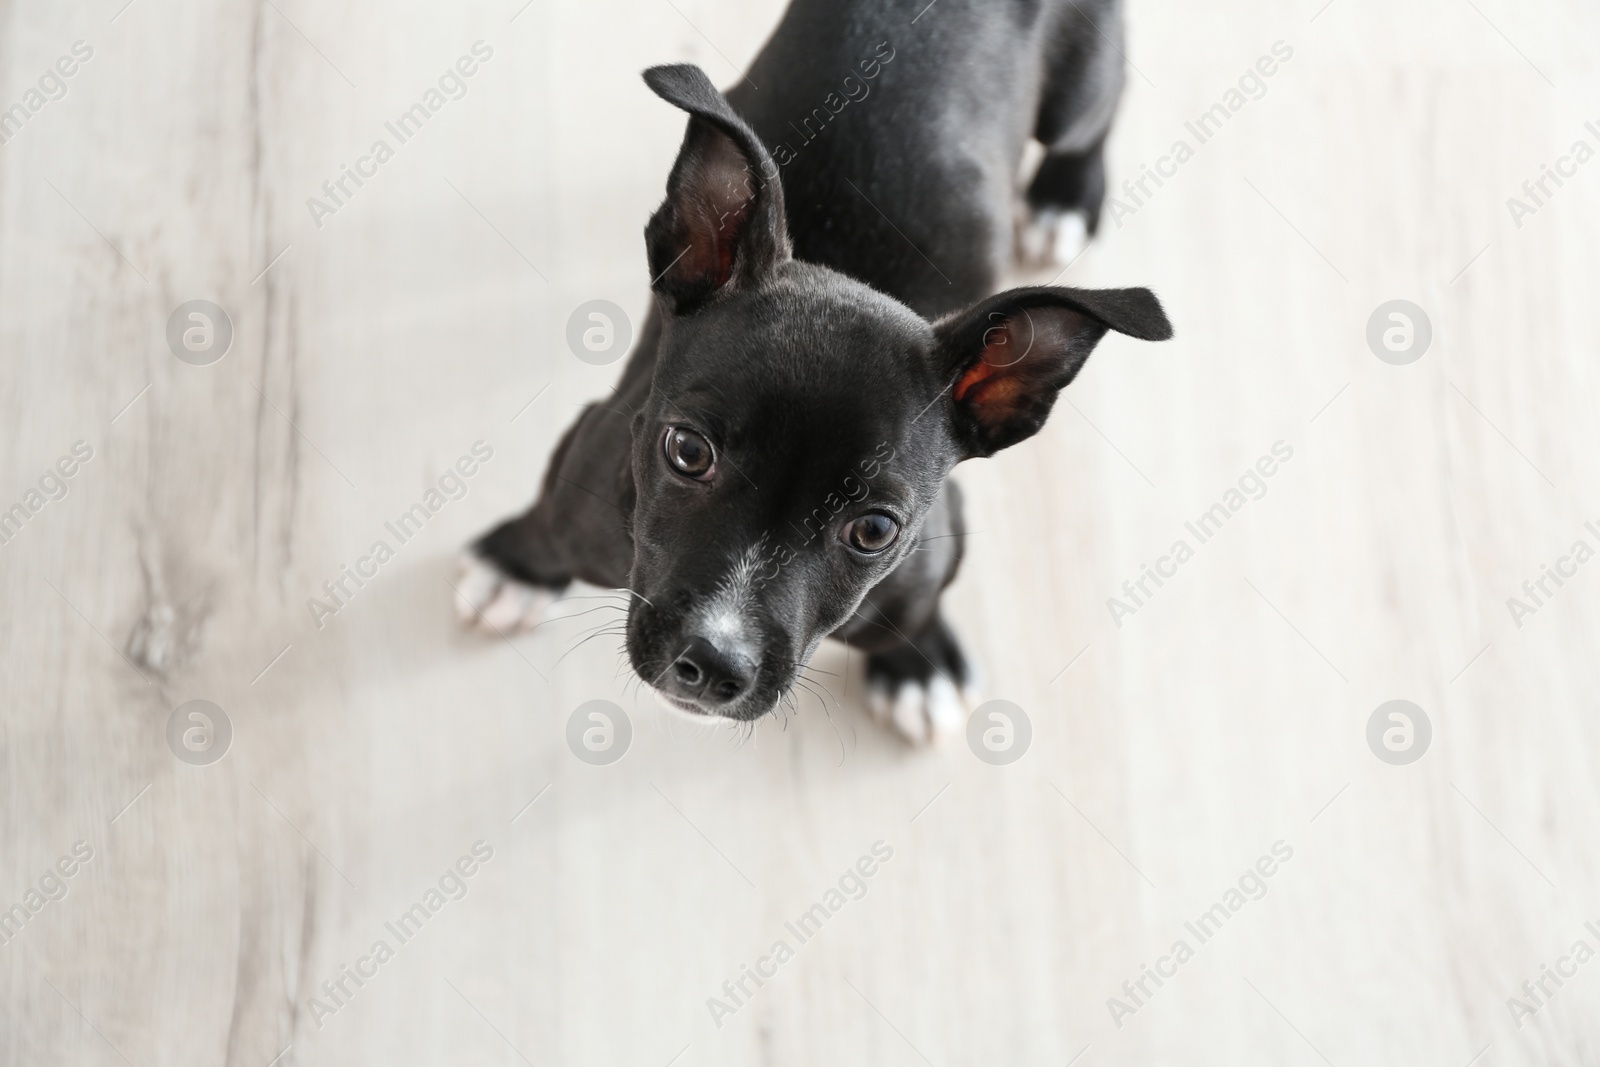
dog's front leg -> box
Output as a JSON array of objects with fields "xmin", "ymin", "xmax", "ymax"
[
  {"xmin": 456, "ymin": 400, "xmax": 636, "ymax": 633},
  {"xmin": 835, "ymin": 482, "xmax": 977, "ymax": 744}
]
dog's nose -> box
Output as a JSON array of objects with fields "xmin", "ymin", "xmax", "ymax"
[{"xmin": 666, "ymin": 636, "xmax": 755, "ymax": 707}]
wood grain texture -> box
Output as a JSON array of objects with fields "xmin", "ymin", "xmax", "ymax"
[{"xmin": 2, "ymin": 0, "xmax": 1596, "ymax": 1064}]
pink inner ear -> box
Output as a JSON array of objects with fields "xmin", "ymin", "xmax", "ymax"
[
  {"xmin": 951, "ymin": 305, "xmax": 1089, "ymax": 420},
  {"xmin": 953, "ymin": 317, "xmax": 1025, "ymax": 404},
  {"xmin": 677, "ymin": 132, "xmax": 758, "ymax": 291}
]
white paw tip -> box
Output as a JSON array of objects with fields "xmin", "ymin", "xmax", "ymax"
[
  {"xmin": 479, "ymin": 585, "xmax": 530, "ymax": 631},
  {"xmin": 890, "ymin": 682, "xmax": 930, "ymax": 745},
  {"xmin": 926, "ymin": 677, "xmax": 964, "ymax": 738},
  {"xmin": 454, "ymin": 554, "xmax": 554, "ymax": 633},
  {"xmin": 454, "ymin": 555, "xmax": 501, "ymax": 621},
  {"xmin": 867, "ymin": 682, "xmax": 894, "ymax": 724},
  {"xmin": 1018, "ymin": 208, "xmax": 1089, "ymax": 268}
]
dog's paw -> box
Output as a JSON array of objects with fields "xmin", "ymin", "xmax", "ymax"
[
  {"xmin": 1015, "ymin": 207, "xmax": 1089, "ymax": 270},
  {"xmin": 453, "ymin": 553, "xmax": 558, "ymax": 634},
  {"xmin": 866, "ymin": 675, "xmax": 971, "ymax": 746}
]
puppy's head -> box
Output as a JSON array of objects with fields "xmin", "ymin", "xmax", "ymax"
[{"xmin": 625, "ymin": 65, "xmax": 1172, "ymax": 720}]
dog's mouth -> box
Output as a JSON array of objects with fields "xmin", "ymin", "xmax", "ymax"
[
  {"xmin": 652, "ymin": 688, "xmax": 714, "ymax": 716},
  {"xmin": 647, "ymin": 684, "xmax": 782, "ymax": 721}
]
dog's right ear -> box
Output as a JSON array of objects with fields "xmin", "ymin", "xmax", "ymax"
[
  {"xmin": 934, "ymin": 286, "xmax": 1173, "ymax": 459},
  {"xmin": 642, "ymin": 64, "xmax": 790, "ymax": 314}
]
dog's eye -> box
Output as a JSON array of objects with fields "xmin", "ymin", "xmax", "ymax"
[
  {"xmin": 663, "ymin": 426, "xmax": 715, "ymax": 479},
  {"xmin": 843, "ymin": 512, "xmax": 900, "ymax": 554}
]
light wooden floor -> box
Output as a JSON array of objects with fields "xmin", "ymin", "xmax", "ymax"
[{"xmin": 3, "ymin": 0, "xmax": 1597, "ymax": 1063}]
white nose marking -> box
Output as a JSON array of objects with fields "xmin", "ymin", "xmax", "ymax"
[{"xmin": 693, "ymin": 541, "xmax": 765, "ymax": 656}]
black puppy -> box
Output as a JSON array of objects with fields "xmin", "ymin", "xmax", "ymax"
[{"xmin": 457, "ymin": 0, "xmax": 1171, "ymax": 742}]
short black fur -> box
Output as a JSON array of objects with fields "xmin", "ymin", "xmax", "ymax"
[{"xmin": 469, "ymin": 0, "xmax": 1171, "ymax": 729}]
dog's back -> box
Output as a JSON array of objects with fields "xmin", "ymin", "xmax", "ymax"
[{"xmin": 728, "ymin": 0, "xmax": 1125, "ymax": 317}]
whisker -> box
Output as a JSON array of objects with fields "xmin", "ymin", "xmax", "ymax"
[
  {"xmin": 554, "ymin": 624, "xmax": 629, "ymax": 667},
  {"xmin": 795, "ymin": 663, "xmax": 842, "ymax": 679},
  {"xmin": 541, "ymin": 602, "xmax": 626, "ymax": 626},
  {"xmin": 792, "ymin": 677, "xmax": 852, "ymax": 761},
  {"xmin": 799, "ymin": 679, "xmax": 844, "ymax": 718},
  {"xmin": 562, "ymin": 620, "xmax": 628, "ymax": 647},
  {"xmin": 792, "ymin": 677, "xmax": 829, "ymax": 712}
]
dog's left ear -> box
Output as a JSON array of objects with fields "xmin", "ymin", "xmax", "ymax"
[
  {"xmin": 935, "ymin": 286, "xmax": 1173, "ymax": 459},
  {"xmin": 642, "ymin": 64, "xmax": 790, "ymax": 314}
]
